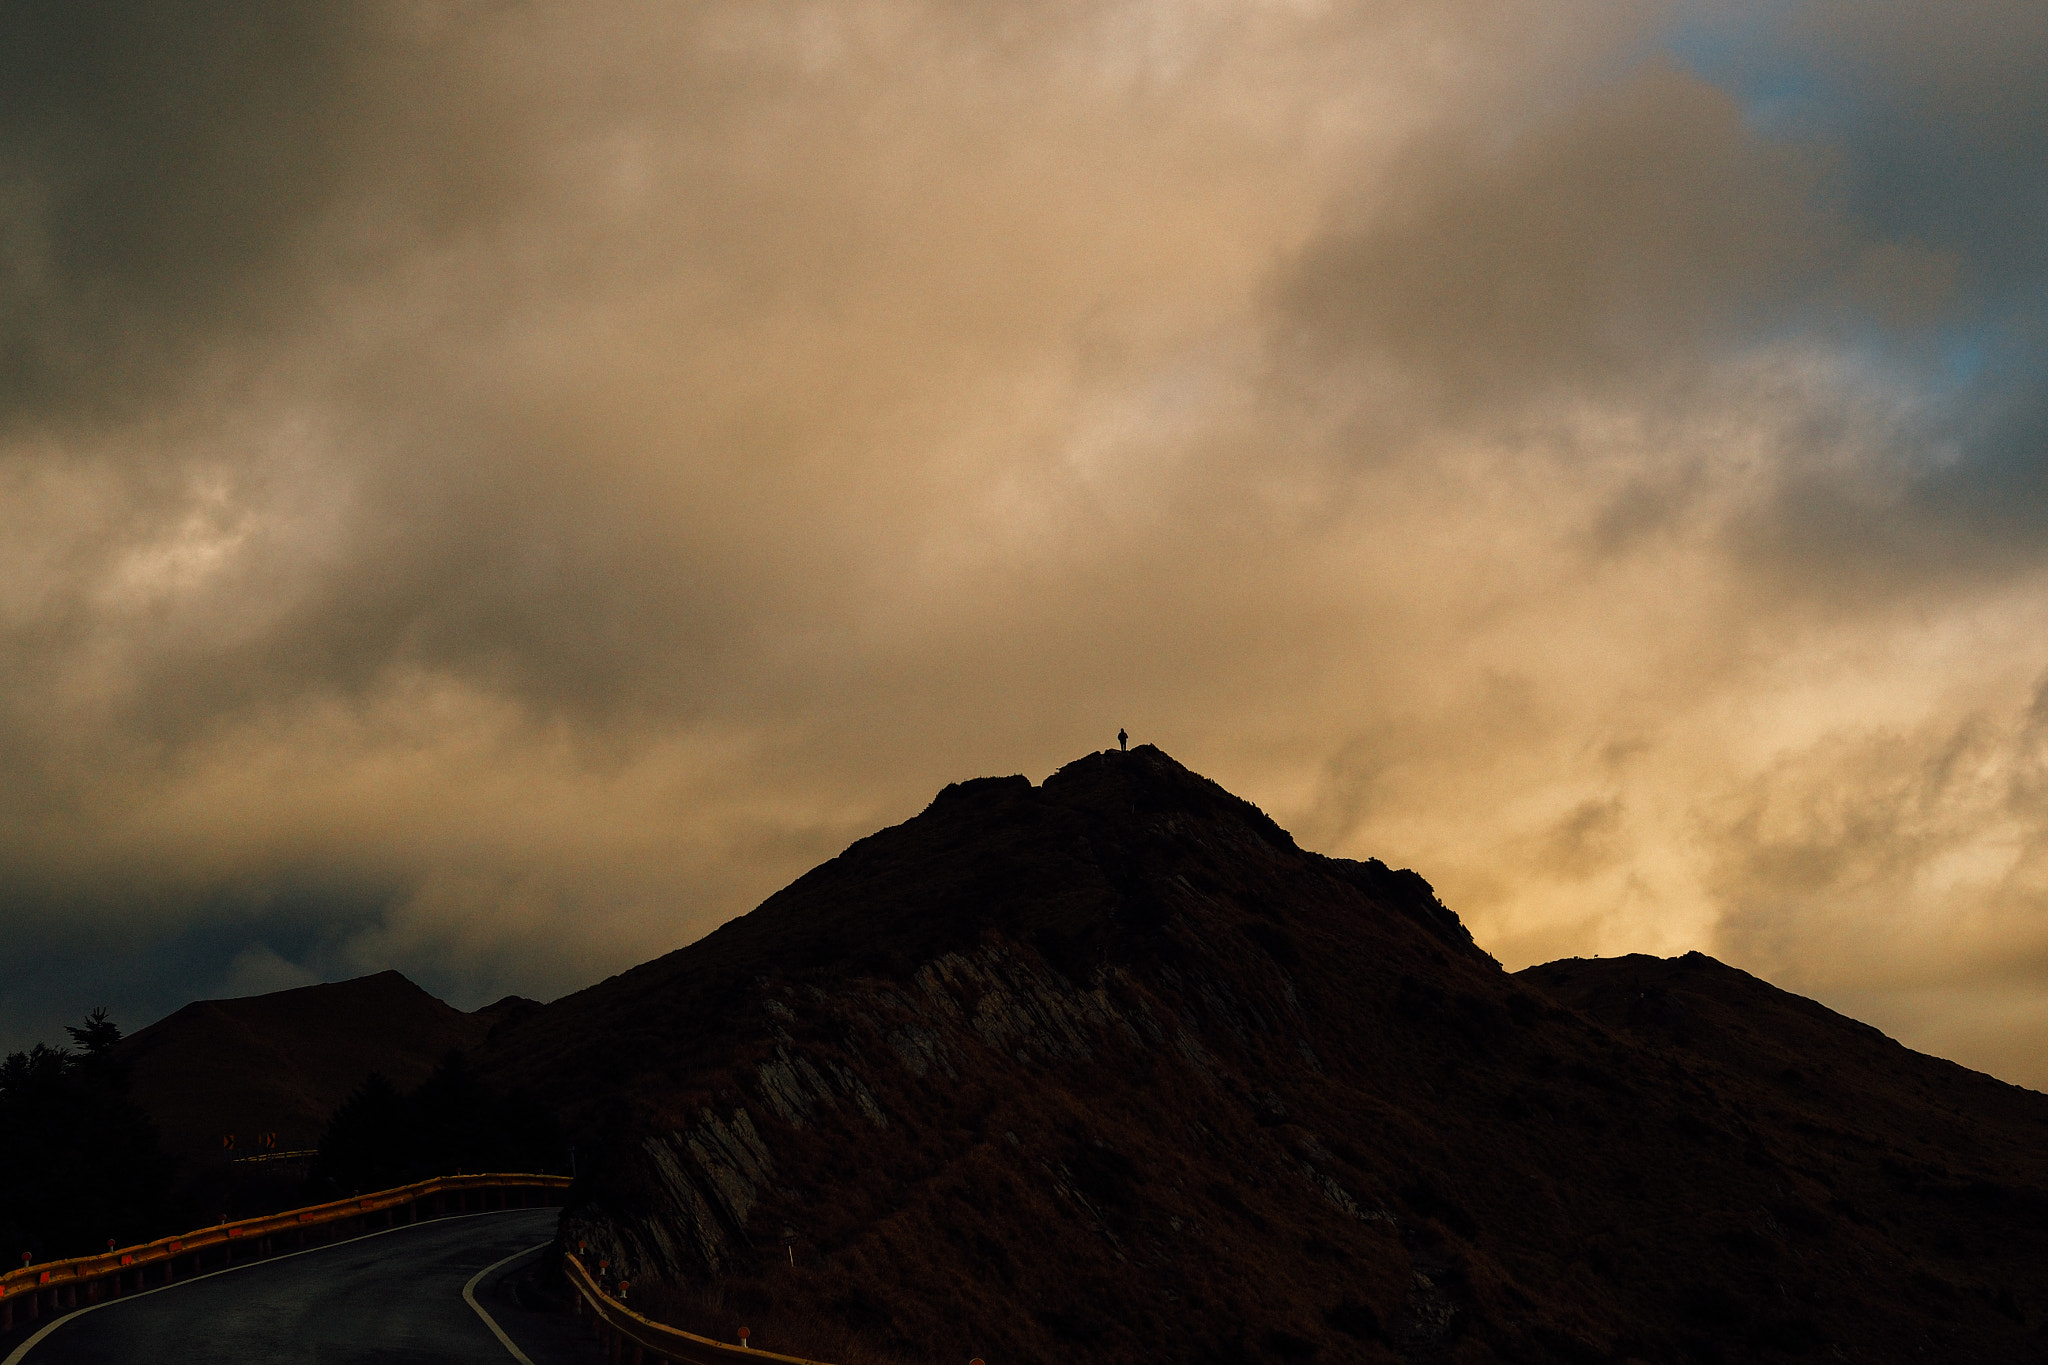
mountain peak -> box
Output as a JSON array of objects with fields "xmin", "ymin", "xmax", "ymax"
[
  {"xmin": 642, "ymin": 745, "xmax": 1401, "ymax": 990},
  {"xmin": 1039, "ymin": 743, "xmax": 1300, "ymax": 848},
  {"xmin": 477, "ymin": 749, "xmax": 2048, "ymax": 1363}
]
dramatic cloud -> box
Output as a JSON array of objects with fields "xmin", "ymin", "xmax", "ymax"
[{"xmin": 4, "ymin": 0, "xmax": 2048, "ymax": 1089}]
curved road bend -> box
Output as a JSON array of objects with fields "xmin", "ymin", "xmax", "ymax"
[{"xmin": 16, "ymin": 1207, "xmax": 604, "ymax": 1365}]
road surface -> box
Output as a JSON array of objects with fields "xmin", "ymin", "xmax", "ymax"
[{"xmin": 12, "ymin": 1208, "xmax": 604, "ymax": 1364}]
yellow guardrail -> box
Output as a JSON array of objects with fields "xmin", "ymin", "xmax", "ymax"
[
  {"xmin": 0, "ymin": 1175, "xmax": 902, "ymax": 1365},
  {"xmin": 563, "ymin": 1251, "xmax": 840, "ymax": 1365},
  {"xmin": 0, "ymin": 1172, "xmax": 570, "ymax": 1333}
]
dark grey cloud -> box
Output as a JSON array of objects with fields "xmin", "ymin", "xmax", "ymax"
[
  {"xmin": 0, "ymin": 872, "xmax": 394, "ymax": 1058},
  {"xmin": 1280, "ymin": 63, "xmax": 1850, "ymax": 412},
  {"xmin": 4, "ymin": 0, "xmax": 2048, "ymax": 1092},
  {"xmin": 0, "ymin": 4, "xmax": 379, "ymax": 426}
]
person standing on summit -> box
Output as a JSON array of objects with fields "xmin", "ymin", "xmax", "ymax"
[{"xmin": 1118, "ymin": 728, "xmax": 1128, "ymax": 751}]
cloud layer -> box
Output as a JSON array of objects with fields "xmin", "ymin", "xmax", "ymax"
[{"xmin": 5, "ymin": 0, "xmax": 2048, "ymax": 1087}]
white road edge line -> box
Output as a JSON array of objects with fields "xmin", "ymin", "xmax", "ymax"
[
  {"xmin": 1, "ymin": 1206, "xmax": 551, "ymax": 1365},
  {"xmin": 463, "ymin": 1241, "xmax": 550, "ymax": 1365}
]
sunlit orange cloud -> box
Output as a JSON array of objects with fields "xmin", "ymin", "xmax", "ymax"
[{"xmin": 4, "ymin": 0, "xmax": 2047, "ymax": 1089}]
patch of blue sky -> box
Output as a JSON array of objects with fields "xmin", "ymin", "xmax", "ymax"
[
  {"xmin": 1712, "ymin": 285, "xmax": 2035, "ymax": 496},
  {"xmin": 1659, "ymin": 2, "xmax": 2048, "ymax": 266},
  {"xmin": 1933, "ymin": 330, "xmax": 1991, "ymax": 391},
  {"xmin": 1583, "ymin": 4, "xmax": 2048, "ymax": 540},
  {"xmin": 1838, "ymin": 317, "xmax": 2048, "ymax": 500},
  {"xmin": 1657, "ymin": 3, "xmax": 2048, "ymax": 391},
  {"xmin": 1855, "ymin": 296, "xmax": 2033, "ymax": 392},
  {"xmin": 1660, "ymin": 0, "xmax": 1833, "ymax": 136}
]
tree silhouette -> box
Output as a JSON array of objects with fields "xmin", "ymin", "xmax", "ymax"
[
  {"xmin": 0, "ymin": 1013, "xmax": 172, "ymax": 1260},
  {"xmin": 315, "ymin": 1072, "xmax": 408, "ymax": 1194},
  {"xmin": 64, "ymin": 1007, "xmax": 122, "ymax": 1056},
  {"xmin": 314, "ymin": 1053, "xmax": 565, "ymax": 1195}
]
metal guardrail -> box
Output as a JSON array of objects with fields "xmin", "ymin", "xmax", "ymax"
[
  {"xmin": 231, "ymin": 1148, "xmax": 319, "ymax": 1165},
  {"xmin": 0, "ymin": 1175, "xmax": 920, "ymax": 1365},
  {"xmin": 563, "ymin": 1251, "xmax": 839, "ymax": 1365},
  {"xmin": 0, "ymin": 1171, "xmax": 571, "ymax": 1334}
]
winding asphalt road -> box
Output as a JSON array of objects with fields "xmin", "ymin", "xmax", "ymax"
[{"xmin": 10, "ymin": 1208, "xmax": 605, "ymax": 1365}]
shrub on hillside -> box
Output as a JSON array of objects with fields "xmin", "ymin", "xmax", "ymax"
[{"xmin": 312, "ymin": 1051, "xmax": 566, "ymax": 1196}]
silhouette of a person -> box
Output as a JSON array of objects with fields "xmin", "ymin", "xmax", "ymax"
[{"xmin": 1118, "ymin": 728, "xmax": 1128, "ymax": 751}]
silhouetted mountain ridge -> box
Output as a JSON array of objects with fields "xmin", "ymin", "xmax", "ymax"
[
  {"xmin": 475, "ymin": 746, "xmax": 2048, "ymax": 1364},
  {"xmin": 83, "ymin": 747, "xmax": 2048, "ymax": 1362}
]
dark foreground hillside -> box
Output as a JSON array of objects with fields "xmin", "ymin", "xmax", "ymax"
[
  {"xmin": 1520, "ymin": 953, "xmax": 2048, "ymax": 1358},
  {"xmin": 486, "ymin": 746, "xmax": 2048, "ymax": 1364}
]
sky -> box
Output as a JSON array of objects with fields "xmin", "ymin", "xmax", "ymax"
[{"xmin": 5, "ymin": 0, "xmax": 2048, "ymax": 1089}]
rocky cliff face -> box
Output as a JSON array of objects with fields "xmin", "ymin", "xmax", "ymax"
[{"xmin": 486, "ymin": 747, "xmax": 2048, "ymax": 1364}]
